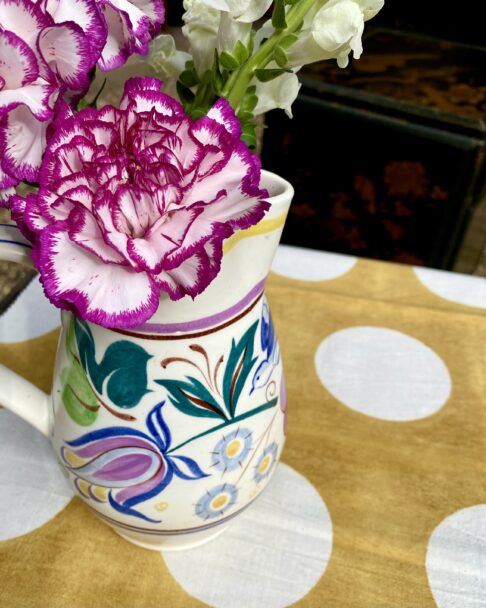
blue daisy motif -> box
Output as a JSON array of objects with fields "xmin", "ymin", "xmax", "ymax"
[
  {"xmin": 195, "ymin": 483, "xmax": 238, "ymax": 520},
  {"xmin": 254, "ymin": 442, "xmax": 278, "ymax": 483},
  {"xmin": 211, "ymin": 427, "xmax": 253, "ymax": 473}
]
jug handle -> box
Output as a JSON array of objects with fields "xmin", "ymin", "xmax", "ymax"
[{"xmin": 0, "ymin": 223, "xmax": 52, "ymax": 437}]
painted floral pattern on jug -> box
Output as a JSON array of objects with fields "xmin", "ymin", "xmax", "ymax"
[{"xmin": 59, "ymin": 297, "xmax": 285, "ymax": 528}]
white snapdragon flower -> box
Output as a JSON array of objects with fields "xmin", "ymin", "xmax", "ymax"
[
  {"xmin": 182, "ymin": 0, "xmax": 273, "ymax": 76},
  {"xmin": 182, "ymin": 0, "xmax": 220, "ymax": 75},
  {"xmin": 254, "ymin": 70, "xmax": 301, "ymax": 118},
  {"xmin": 203, "ymin": 0, "xmax": 273, "ymax": 22},
  {"xmin": 286, "ymin": 0, "xmax": 384, "ymax": 69},
  {"xmin": 218, "ymin": 12, "xmax": 252, "ymax": 53},
  {"xmin": 149, "ymin": 35, "xmax": 192, "ymax": 95}
]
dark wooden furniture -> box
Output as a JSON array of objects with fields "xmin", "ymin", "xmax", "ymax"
[{"xmin": 262, "ymin": 28, "xmax": 486, "ymax": 270}]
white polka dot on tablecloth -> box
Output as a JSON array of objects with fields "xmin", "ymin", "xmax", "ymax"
[
  {"xmin": 0, "ymin": 410, "xmax": 72, "ymax": 540},
  {"xmin": 163, "ymin": 463, "xmax": 332, "ymax": 608},
  {"xmin": 414, "ymin": 267, "xmax": 486, "ymax": 309},
  {"xmin": 272, "ymin": 244, "xmax": 357, "ymax": 281},
  {"xmin": 426, "ymin": 505, "xmax": 486, "ymax": 608},
  {"xmin": 0, "ymin": 277, "xmax": 59, "ymax": 343},
  {"xmin": 315, "ymin": 327, "xmax": 451, "ymax": 421}
]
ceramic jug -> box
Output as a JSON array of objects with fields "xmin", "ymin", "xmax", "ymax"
[{"xmin": 0, "ymin": 171, "xmax": 293, "ymax": 551}]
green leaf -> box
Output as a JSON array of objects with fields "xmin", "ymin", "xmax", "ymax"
[
  {"xmin": 238, "ymin": 110, "xmax": 253, "ymax": 123},
  {"xmin": 219, "ymin": 51, "xmax": 240, "ymax": 71},
  {"xmin": 232, "ymin": 40, "xmax": 249, "ymax": 64},
  {"xmin": 274, "ymin": 45, "xmax": 288, "ymax": 68},
  {"xmin": 155, "ymin": 377, "xmax": 227, "ymax": 420},
  {"xmin": 223, "ymin": 321, "xmax": 259, "ymax": 417},
  {"xmin": 176, "ymin": 81, "xmax": 195, "ymax": 109},
  {"xmin": 191, "ymin": 108, "xmax": 207, "ymax": 119},
  {"xmin": 241, "ymin": 132, "xmax": 257, "ymax": 149},
  {"xmin": 179, "ymin": 68, "xmax": 199, "ymax": 88},
  {"xmin": 240, "ymin": 92, "xmax": 258, "ymax": 113},
  {"xmin": 280, "ymin": 33, "xmax": 299, "ymax": 49},
  {"xmin": 74, "ymin": 318, "xmax": 151, "ymax": 409},
  {"xmin": 61, "ymin": 362, "xmax": 99, "ymax": 426},
  {"xmin": 272, "ymin": 0, "xmax": 287, "ymax": 29},
  {"xmin": 294, "ymin": 19, "xmax": 304, "ymax": 33},
  {"xmin": 254, "ymin": 68, "xmax": 291, "ymax": 82}
]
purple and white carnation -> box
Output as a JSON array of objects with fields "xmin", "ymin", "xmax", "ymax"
[
  {"xmin": 0, "ymin": 0, "xmax": 164, "ymax": 203},
  {"xmin": 95, "ymin": 0, "xmax": 166, "ymax": 71},
  {"xmin": 11, "ymin": 78, "xmax": 269, "ymax": 328}
]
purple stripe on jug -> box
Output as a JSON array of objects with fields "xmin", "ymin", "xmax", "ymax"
[{"xmin": 134, "ymin": 279, "xmax": 266, "ymax": 335}]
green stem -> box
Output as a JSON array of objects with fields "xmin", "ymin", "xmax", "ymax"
[
  {"xmin": 166, "ymin": 397, "xmax": 278, "ymax": 455},
  {"xmin": 222, "ymin": 0, "xmax": 317, "ymax": 110}
]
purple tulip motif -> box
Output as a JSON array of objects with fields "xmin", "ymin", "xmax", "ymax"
[{"xmin": 61, "ymin": 400, "xmax": 208, "ymax": 522}]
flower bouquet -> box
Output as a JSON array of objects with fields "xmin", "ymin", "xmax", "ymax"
[{"xmin": 0, "ymin": 0, "xmax": 383, "ymax": 550}]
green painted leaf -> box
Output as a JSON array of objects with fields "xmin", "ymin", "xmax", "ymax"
[
  {"xmin": 61, "ymin": 361, "xmax": 99, "ymax": 426},
  {"xmin": 155, "ymin": 377, "xmax": 226, "ymax": 420},
  {"xmin": 74, "ymin": 318, "xmax": 151, "ymax": 409},
  {"xmin": 223, "ymin": 321, "xmax": 259, "ymax": 417}
]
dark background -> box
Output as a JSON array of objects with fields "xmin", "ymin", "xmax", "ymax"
[
  {"xmin": 166, "ymin": 1, "xmax": 483, "ymax": 45},
  {"xmin": 167, "ymin": 1, "xmax": 486, "ymax": 271}
]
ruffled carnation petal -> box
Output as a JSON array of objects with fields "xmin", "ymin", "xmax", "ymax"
[
  {"xmin": 44, "ymin": 0, "xmax": 107, "ymax": 60},
  {"xmin": 93, "ymin": 193, "xmax": 132, "ymax": 261},
  {"xmin": 0, "ymin": 185, "xmax": 16, "ymax": 208},
  {"xmin": 0, "ymin": 30, "xmax": 38, "ymax": 91},
  {"xmin": 37, "ymin": 22, "xmax": 93, "ymax": 91},
  {"xmin": 0, "ymin": 81, "xmax": 55, "ymax": 121},
  {"xmin": 206, "ymin": 98, "xmax": 242, "ymax": 139},
  {"xmin": 183, "ymin": 141, "xmax": 269, "ymax": 229},
  {"xmin": 38, "ymin": 224, "xmax": 159, "ymax": 327},
  {"xmin": 9, "ymin": 193, "xmax": 46, "ymax": 244},
  {"xmin": 127, "ymin": 206, "xmax": 202, "ymax": 273},
  {"xmin": 67, "ymin": 204, "xmax": 127, "ymax": 264},
  {"xmin": 97, "ymin": 0, "xmax": 164, "ymax": 71},
  {"xmin": 0, "ymin": 106, "xmax": 48, "ymax": 181},
  {"xmin": 121, "ymin": 77, "xmax": 183, "ymax": 115},
  {"xmin": 129, "ymin": 0, "xmax": 165, "ymax": 25},
  {"xmin": 0, "ymin": 160, "xmax": 18, "ymax": 190},
  {"xmin": 155, "ymin": 235, "xmax": 224, "ymax": 301},
  {"xmin": 0, "ymin": 0, "xmax": 52, "ymax": 41}
]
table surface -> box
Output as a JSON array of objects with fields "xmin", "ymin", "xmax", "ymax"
[{"xmin": 1, "ymin": 245, "xmax": 485, "ymax": 608}]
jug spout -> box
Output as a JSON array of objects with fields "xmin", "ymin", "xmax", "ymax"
[
  {"xmin": 138, "ymin": 171, "xmax": 294, "ymax": 330},
  {"xmin": 221, "ymin": 170, "xmax": 294, "ymax": 291}
]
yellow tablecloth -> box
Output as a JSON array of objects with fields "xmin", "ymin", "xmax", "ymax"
[{"xmin": 1, "ymin": 245, "xmax": 485, "ymax": 607}]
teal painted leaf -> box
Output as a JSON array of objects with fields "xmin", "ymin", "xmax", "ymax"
[
  {"xmin": 74, "ymin": 318, "xmax": 151, "ymax": 409},
  {"xmin": 155, "ymin": 377, "xmax": 227, "ymax": 420},
  {"xmin": 223, "ymin": 321, "xmax": 259, "ymax": 417}
]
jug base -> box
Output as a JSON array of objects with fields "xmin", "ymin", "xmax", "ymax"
[{"xmin": 111, "ymin": 522, "xmax": 230, "ymax": 551}]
